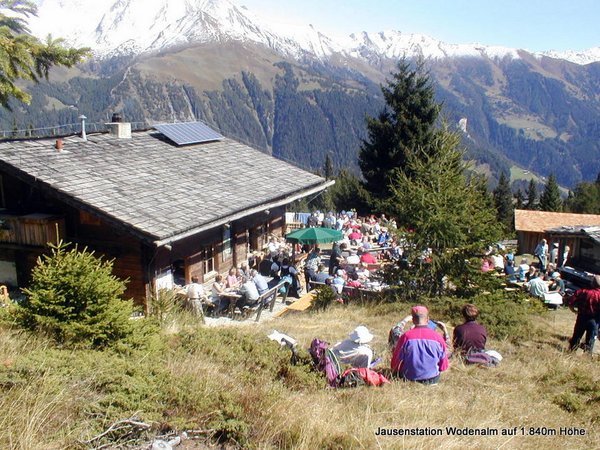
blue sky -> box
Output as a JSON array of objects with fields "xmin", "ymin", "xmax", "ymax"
[{"xmin": 242, "ymin": 0, "xmax": 600, "ymax": 52}]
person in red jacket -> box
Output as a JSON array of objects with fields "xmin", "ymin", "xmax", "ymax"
[
  {"xmin": 359, "ymin": 248, "xmax": 377, "ymax": 264},
  {"xmin": 567, "ymin": 275, "xmax": 600, "ymax": 353}
]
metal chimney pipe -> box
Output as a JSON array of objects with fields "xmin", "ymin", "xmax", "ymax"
[{"xmin": 79, "ymin": 115, "xmax": 87, "ymax": 141}]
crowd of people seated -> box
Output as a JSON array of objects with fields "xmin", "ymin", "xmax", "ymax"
[
  {"xmin": 480, "ymin": 241, "xmax": 572, "ymax": 309},
  {"xmin": 299, "ymin": 213, "xmax": 409, "ymax": 296}
]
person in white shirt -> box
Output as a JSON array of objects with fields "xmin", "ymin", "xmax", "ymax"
[
  {"xmin": 186, "ymin": 276, "xmax": 205, "ymax": 316},
  {"xmin": 331, "ymin": 326, "xmax": 374, "ymax": 368},
  {"xmin": 267, "ymin": 237, "xmax": 278, "ymax": 254},
  {"xmin": 491, "ymin": 253, "xmax": 505, "ymax": 272},
  {"xmin": 346, "ymin": 250, "xmax": 360, "ymax": 265},
  {"xmin": 238, "ymin": 277, "xmax": 260, "ymax": 309}
]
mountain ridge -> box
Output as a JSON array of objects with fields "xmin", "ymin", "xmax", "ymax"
[
  {"xmin": 8, "ymin": 0, "xmax": 599, "ymax": 190},
  {"xmin": 30, "ymin": 0, "xmax": 600, "ymax": 66}
]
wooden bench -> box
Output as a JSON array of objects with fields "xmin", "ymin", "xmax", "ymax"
[{"xmin": 253, "ymin": 280, "xmax": 289, "ymax": 322}]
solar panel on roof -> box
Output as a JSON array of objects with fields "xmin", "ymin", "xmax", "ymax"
[{"xmin": 154, "ymin": 122, "xmax": 224, "ymax": 146}]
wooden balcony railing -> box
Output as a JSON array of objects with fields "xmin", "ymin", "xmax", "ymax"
[{"xmin": 0, "ymin": 213, "xmax": 65, "ymax": 247}]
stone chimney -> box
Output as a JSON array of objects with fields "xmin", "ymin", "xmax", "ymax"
[{"xmin": 106, "ymin": 113, "xmax": 131, "ymax": 139}]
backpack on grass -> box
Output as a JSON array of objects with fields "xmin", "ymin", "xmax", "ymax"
[
  {"xmin": 309, "ymin": 338, "xmax": 341, "ymax": 387},
  {"xmin": 339, "ymin": 368, "xmax": 390, "ymax": 388},
  {"xmin": 464, "ymin": 349, "xmax": 502, "ymax": 367}
]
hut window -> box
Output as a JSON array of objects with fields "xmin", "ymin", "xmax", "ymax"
[
  {"xmin": 222, "ymin": 225, "xmax": 232, "ymax": 261},
  {"xmin": 201, "ymin": 245, "xmax": 214, "ymax": 275}
]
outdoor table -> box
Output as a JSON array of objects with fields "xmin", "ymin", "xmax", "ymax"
[{"xmin": 219, "ymin": 290, "xmax": 243, "ymax": 318}]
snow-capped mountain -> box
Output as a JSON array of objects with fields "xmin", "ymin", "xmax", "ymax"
[{"xmin": 29, "ymin": 0, "xmax": 600, "ymax": 65}]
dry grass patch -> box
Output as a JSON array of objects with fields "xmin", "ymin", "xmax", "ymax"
[{"xmin": 0, "ymin": 301, "xmax": 598, "ymax": 449}]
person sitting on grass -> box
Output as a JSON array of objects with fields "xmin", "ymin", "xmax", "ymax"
[
  {"xmin": 505, "ymin": 258, "xmax": 517, "ymax": 282},
  {"xmin": 452, "ymin": 304, "xmax": 488, "ymax": 355},
  {"xmin": 388, "ymin": 313, "xmax": 449, "ymax": 349},
  {"xmin": 331, "ymin": 325, "xmax": 374, "ymax": 369},
  {"xmin": 391, "ymin": 305, "xmax": 449, "ymax": 384}
]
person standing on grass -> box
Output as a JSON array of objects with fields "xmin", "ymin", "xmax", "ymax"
[
  {"xmin": 567, "ymin": 275, "xmax": 600, "ymax": 353},
  {"xmin": 391, "ymin": 305, "xmax": 449, "ymax": 384},
  {"xmin": 329, "ymin": 242, "xmax": 344, "ymax": 275},
  {"xmin": 534, "ymin": 238, "xmax": 548, "ymax": 273},
  {"xmin": 186, "ymin": 276, "xmax": 205, "ymax": 317}
]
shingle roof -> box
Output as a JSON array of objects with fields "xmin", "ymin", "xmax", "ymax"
[
  {"xmin": 0, "ymin": 130, "xmax": 330, "ymax": 243},
  {"xmin": 514, "ymin": 209, "xmax": 600, "ymax": 233},
  {"xmin": 546, "ymin": 225, "xmax": 600, "ymax": 244}
]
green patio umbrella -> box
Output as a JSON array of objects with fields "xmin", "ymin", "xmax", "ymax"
[{"xmin": 285, "ymin": 227, "xmax": 343, "ymax": 245}]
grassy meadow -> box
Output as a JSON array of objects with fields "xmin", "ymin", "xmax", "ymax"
[{"xmin": 0, "ymin": 299, "xmax": 598, "ymax": 449}]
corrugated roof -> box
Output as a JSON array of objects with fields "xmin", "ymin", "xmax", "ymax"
[
  {"xmin": 0, "ymin": 130, "xmax": 330, "ymax": 243},
  {"xmin": 514, "ymin": 209, "xmax": 600, "ymax": 233}
]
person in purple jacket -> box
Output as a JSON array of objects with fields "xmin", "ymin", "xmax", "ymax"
[
  {"xmin": 452, "ymin": 304, "xmax": 488, "ymax": 354},
  {"xmin": 391, "ymin": 305, "xmax": 449, "ymax": 384}
]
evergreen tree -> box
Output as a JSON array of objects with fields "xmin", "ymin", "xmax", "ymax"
[
  {"xmin": 328, "ymin": 169, "xmax": 371, "ymax": 215},
  {"xmin": 539, "ymin": 174, "xmax": 562, "ymax": 212},
  {"xmin": 525, "ymin": 179, "xmax": 539, "ymax": 210},
  {"xmin": 565, "ymin": 182, "xmax": 600, "ymax": 214},
  {"xmin": 16, "ymin": 241, "xmax": 134, "ymax": 348},
  {"xmin": 0, "ymin": 1, "xmax": 89, "ymax": 108},
  {"xmin": 385, "ymin": 126, "xmax": 502, "ymax": 296},
  {"xmin": 323, "ymin": 154, "xmax": 334, "ymax": 180},
  {"xmin": 359, "ymin": 58, "xmax": 441, "ymax": 203},
  {"xmin": 515, "ymin": 188, "xmax": 525, "ymax": 209},
  {"xmin": 493, "ymin": 171, "xmax": 514, "ymax": 231}
]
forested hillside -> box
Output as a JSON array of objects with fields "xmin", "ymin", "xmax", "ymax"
[{"xmin": 2, "ymin": 42, "xmax": 600, "ymax": 188}]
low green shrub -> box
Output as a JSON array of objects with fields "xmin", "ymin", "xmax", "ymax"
[
  {"xmin": 313, "ymin": 285, "xmax": 338, "ymax": 311},
  {"xmin": 426, "ymin": 289, "xmax": 545, "ymax": 341}
]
